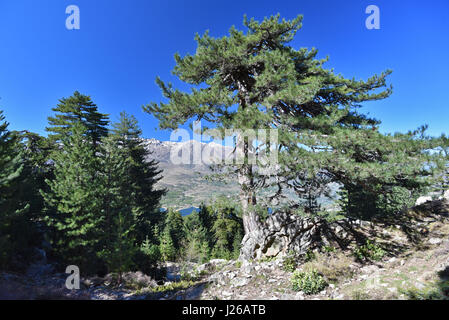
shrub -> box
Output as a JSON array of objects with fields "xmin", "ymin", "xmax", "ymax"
[
  {"xmin": 150, "ymin": 280, "xmax": 197, "ymax": 294},
  {"xmin": 259, "ymin": 256, "xmax": 276, "ymax": 263},
  {"xmin": 291, "ymin": 269, "xmax": 328, "ymax": 295},
  {"xmin": 399, "ymin": 281, "xmax": 449, "ymax": 300},
  {"xmin": 353, "ymin": 240, "xmax": 385, "ymax": 261},
  {"xmin": 304, "ymin": 249, "xmax": 316, "ymax": 262},
  {"xmin": 322, "ymin": 245, "xmax": 336, "ymax": 253},
  {"xmin": 180, "ymin": 264, "xmax": 197, "ymax": 281},
  {"xmin": 282, "ymin": 255, "xmax": 297, "ymax": 272}
]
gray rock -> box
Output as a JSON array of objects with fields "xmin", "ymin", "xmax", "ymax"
[
  {"xmin": 415, "ymin": 196, "xmax": 432, "ymax": 206},
  {"xmin": 209, "ymin": 259, "xmax": 227, "ymax": 265},
  {"xmin": 429, "ymin": 238, "xmax": 442, "ymax": 245},
  {"xmin": 231, "ymin": 277, "xmax": 250, "ymax": 287},
  {"xmin": 295, "ymin": 292, "xmax": 304, "ymax": 300}
]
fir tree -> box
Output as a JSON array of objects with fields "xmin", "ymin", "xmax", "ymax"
[
  {"xmin": 183, "ymin": 198, "xmax": 243, "ymax": 261},
  {"xmin": 42, "ymin": 122, "xmax": 104, "ymax": 272},
  {"xmin": 211, "ymin": 198, "xmax": 243, "ymax": 259},
  {"xmin": 0, "ymin": 111, "xmax": 23, "ymax": 204},
  {"xmin": 159, "ymin": 209, "xmax": 185, "ymax": 261},
  {"xmin": 0, "ymin": 110, "xmax": 28, "ymax": 269},
  {"xmin": 159, "ymin": 227, "xmax": 177, "ymax": 262},
  {"xmin": 184, "ymin": 210, "xmax": 211, "ymax": 262},
  {"xmin": 98, "ymin": 135, "xmax": 137, "ymax": 278},
  {"xmin": 110, "ymin": 111, "xmax": 166, "ymax": 244},
  {"xmin": 46, "ymin": 91, "xmax": 109, "ymax": 149}
]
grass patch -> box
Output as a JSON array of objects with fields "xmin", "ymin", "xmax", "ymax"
[
  {"xmin": 302, "ymin": 251, "xmax": 354, "ymax": 283},
  {"xmin": 149, "ymin": 280, "xmax": 198, "ymax": 294}
]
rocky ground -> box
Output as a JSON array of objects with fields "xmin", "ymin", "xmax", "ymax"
[
  {"xmin": 199, "ymin": 233, "xmax": 449, "ymax": 300},
  {"xmin": 1, "ymin": 201, "xmax": 449, "ymax": 300}
]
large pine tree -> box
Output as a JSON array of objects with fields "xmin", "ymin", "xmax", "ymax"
[{"xmin": 146, "ymin": 14, "xmax": 436, "ymax": 242}]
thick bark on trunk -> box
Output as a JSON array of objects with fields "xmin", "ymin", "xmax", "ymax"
[
  {"xmin": 237, "ymin": 134, "xmax": 261, "ymax": 235},
  {"xmin": 235, "ymin": 80, "xmax": 262, "ymax": 237}
]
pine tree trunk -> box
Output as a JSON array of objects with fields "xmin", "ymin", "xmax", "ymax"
[
  {"xmin": 237, "ymin": 133, "xmax": 261, "ymax": 235},
  {"xmin": 236, "ymin": 82, "xmax": 263, "ymax": 235}
]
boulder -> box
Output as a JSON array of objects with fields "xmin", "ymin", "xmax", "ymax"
[
  {"xmin": 209, "ymin": 259, "xmax": 227, "ymax": 265},
  {"xmin": 415, "ymin": 196, "xmax": 432, "ymax": 206}
]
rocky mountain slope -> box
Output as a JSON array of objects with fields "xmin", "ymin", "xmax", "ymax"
[{"xmin": 142, "ymin": 139, "xmax": 240, "ymax": 209}]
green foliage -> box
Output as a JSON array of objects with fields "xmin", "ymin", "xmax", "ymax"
[
  {"xmin": 110, "ymin": 111, "xmax": 166, "ymax": 245},
  {"xmin": 322, "ymin": 245, "xmax": 336, "ymax": 253},
  {"xmin": 399, "ymin": 281, "xmax": 449, "ymax": 300},
  {"xmin": 353, "ymin": 240, "xmax": 386, "ymax": 261},
  {"xmin": 46, "ymin": 91, "xmax": 109, "ymax": 148},
  {"xmin": 133, "ymin": 237, "xmax": 161, "ymax": 275},
  {"xmin": 291, "ymin": 269, "xmax": 328, "ymax": 295},
  {"xmin": 97, "ymin": 135, "xmax": 137, "ymax": 278},
  {"xmin": 183, "ymin": 198, "xmax": 243, "ymax": 262},
  {"xmin": 140, "ymin": 237, "xmax": 161, "ymax": 264},
  {"xmin": 145, "ymin": 13, "xmax": 434, "ymax": 240},
  {"xmin": 339, "ymin": 183, "xmax": 419, "ymax": 220},
  {"xmin": 0, "ymin": 110, "xmax": 33, "ymax": 270},
  {"xmin": 149, "ymin": 280, "xmax": 197, "ymax": 294},
  {"xmin": 1, "ymin": 13, "xmax": 446, "ymax": 283},
  {"xmin": 42, "ymin": 122, "xmax": 104, "ymax": 273},
  {"xmin": 259, "ymin": 256, "xmax": 276, "ymax": 263},
  {"xmin": 98, "ymin": 210, "xmax": 136, "ymax": 282},
  {"xmin": 304, "ymin": 249, "xmax": 316, "ymax": 262},
  {"xmin": 159, "ymin": 209, "xmax": 185, "ymax": 261},
  {"xmin": 159, "ymin": 228, "xmax": 177, "ymax": 262},
  {"xmin": 433, "ymin": 134, "xmax": 449, "ymax": 195},
  {"xmin": 41, "ymin": 107, "xmax": 165, "ymax": 274},
  {"xmin": 211, "ymin": 199, "xmax": 244, "ymax": 259},
  {"xmin": 282, "ymin": 255, "xmax": 298, "ymax": 272}
]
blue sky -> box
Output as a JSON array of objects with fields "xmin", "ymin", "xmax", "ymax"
[{"xmin": 0, "ymin": 0, "xmax": 448, "ymax": 141}]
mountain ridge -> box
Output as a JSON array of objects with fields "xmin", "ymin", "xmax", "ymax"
[{"xmin": 142, "ymin": 138, "xmax": 239, "ymax": 209}]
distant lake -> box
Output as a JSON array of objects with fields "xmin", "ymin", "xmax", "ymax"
[
  {"xmin": 179, "ymin": 206, "xmax": 200, "ymax": 216},
  {"xmin": 160, "ymin": 206, "xmax": 200, "ymax": 217},
  {"xmin": 161, "ymin": 206, "xmax": 272, "ymax": 217}
]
